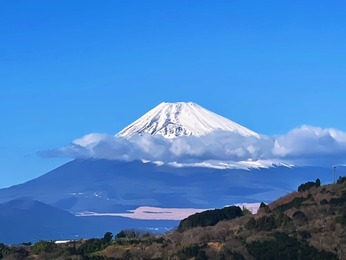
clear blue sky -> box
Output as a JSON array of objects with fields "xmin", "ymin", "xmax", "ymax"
[{"xmin": 1, "ymin": 1, "xmax": 346, "ymax": 188}]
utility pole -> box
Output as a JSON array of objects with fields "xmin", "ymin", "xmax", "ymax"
[{"xmin": 333, "ymin": 166, "xmax": 336, "ymax": 184}]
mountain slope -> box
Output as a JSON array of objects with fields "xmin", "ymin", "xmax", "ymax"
[
  {"xmin": 117, "ymin": 102, "xmax": 260, "ymax": 139},
  {"xmin": 0, "ymin": 159, "xmax": 334, "ymax": 214}
]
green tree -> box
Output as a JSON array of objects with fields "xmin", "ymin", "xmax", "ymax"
[
  {"xmin": 31, "ymin": 240, "xmax": 56, "ymax": 254},
  {"xmin": 103, "ymin": 231, "xmax": 113, "ymax": 243},
  {"xmin": 242, "ymin": 206, "xmax": 253, "ymax": 215},
  {"xmin": 0, "ymin": 243, "xmax": 10, "ymax": 258}
]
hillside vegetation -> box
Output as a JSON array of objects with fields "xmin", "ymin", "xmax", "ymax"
[{"xmin": 1, "ymin": 177, "xmax": 346, "ymax": 259}]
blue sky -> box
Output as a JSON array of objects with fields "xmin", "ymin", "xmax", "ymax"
[{"xmin": 1, "ymin": 1, "xmax": 346, "ymax": 188}]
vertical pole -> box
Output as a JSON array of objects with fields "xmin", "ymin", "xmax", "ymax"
[{"xmin": 333, "ymin": 166, "xmax": 336, "ymax": 184}]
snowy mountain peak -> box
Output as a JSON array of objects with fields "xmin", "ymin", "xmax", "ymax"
[{"xmin": 116, "ymin": 102, "xmax": 260, "ymax": 139}]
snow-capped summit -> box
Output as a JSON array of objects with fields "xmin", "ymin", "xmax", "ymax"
[{"xmin": 117, "ymin": 102, "xmax": 260, "ymax": 139}]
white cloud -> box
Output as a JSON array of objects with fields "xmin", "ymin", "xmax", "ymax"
[
  {"xmin": 272, "ymin": 125, "xmax": 346, "ymax": 165},
  {"xmin": 39, "ymin": 126, "xmax": 346, "ymax": 167},
  {"xmin": 73, "ymin": 133, "xmax": 108, "ymax": 147}
]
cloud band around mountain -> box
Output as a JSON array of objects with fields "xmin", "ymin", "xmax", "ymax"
[{"xmin": 39, "ymin": 125, "xmax": 346, "ymax": 167}]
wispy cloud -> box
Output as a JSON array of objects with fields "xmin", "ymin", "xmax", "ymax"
[{"xmin": 39, "ymin": 125, "xmax": 346, "ymax": 167}]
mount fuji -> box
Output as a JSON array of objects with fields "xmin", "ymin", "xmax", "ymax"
[
  {"xmin": 0, "ymin": 101, "xmax": 339, "ymax": 243},
  {"xmin": 117, "ymin": 102, "xmax": 260, "ymax": 139},
  {"xmin": 69, "ymin": 101, "xmax": 271, "ymax": 169}
]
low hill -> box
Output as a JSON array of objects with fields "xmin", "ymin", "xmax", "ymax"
[
  {"xmin": 1, "ymin": 177, "xmax": 346, "ymax": 259},
  {"xmin": 0, "ymin": 198, "xmax": 178, "ymax": 245},
  {"xmin": 0, "ymin": 199, "xmax": 99, "ymax": 244}
]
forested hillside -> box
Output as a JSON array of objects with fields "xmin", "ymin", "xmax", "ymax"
[{"xmin": 1, "ymin": 177, "xmax": 346, "ymax": 259}]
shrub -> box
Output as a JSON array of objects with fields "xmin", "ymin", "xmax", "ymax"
[
  {"xmin": 258, "ymin": 202, "xmax": 270, "ymax": 213},
  {"xmin": 320, "ymin": 199, "xmax": 328, "ymax": 205},
  {"xmin": 31, "ymin": 240, "xmax": 56, "ymax": 254},
  {"xmin": 242, "ymin": 206, "xmax": 253, "ymax": 216},
  {"xmin": 256, "ymin": 215, "xmax": 277, "ymax": 231},
  {"xmin": 292, "ymin": 211, "xmax": 308, "ymax": 225},
  {"xmin": 245, "ymin": 218, "xmax": 257, "ymax": 230},
  {"xmin": 245, "ymin": 215, "xmax": 277, "ymax": 231},
  {"xmin": 178, "ymin": 244, "xmax": 209, "ymax": 260},
  {"xmin": 275, "ymin": 213, "xmax": 292, "ymax": 227},
  {"xmin": 275, "ymin": 197, "xmax": 306, "ymax": 213},
  {"xmin": 336, "ymin": 215, "xmax": 346, "ymax": 225},
  {"xmin": 329, "ymin": 190, "xmax": 346, "ymax": 206},
  {"xmin": 298, "ymin": 181, "xmax": 317, "ymax": 192},
  {"xmin": 78, "ymin": 238, "xmax": 104, "ymax": 254},
  {"xmin": 116, "ymin": 229, "xmax": 146, "ymax": 239},
  {"xmin": 8, "ymin": 247, "xmax": 29, "ymax": 259},
  {"xmin": 217, "ymin": 248, "xmax": 245, "ymax": 260},
  {"xmin": 102, "ymin": 231, "xmax": 113, "ymax": 243},
  {"xmin": 297, "ymin": 230, "xmax": 311, "ymax": 240},
  {"xmin": 180, "ymin": 244, "xmax": 201, "ymax": 258},
  {"xmin": 0, "ymin": 243, "xmax": 10, "ymax": 258},
  {"xmin": 337, "ymin": 176, "xmax": 346, "ymax": 184}
]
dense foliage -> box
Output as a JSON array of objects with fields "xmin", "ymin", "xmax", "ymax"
[
  {"xmin": 298, "ymin": 178, "xmax": 321, "ymax": 192},
  {"xmin": 247, "ymin": 232, "xmax": 337, "ymax": 260},
  {"xmin": 0, "ymin": 243, "xmax": 10, "ymax": 258},
  {"xmin": 178, "ymin": 205, "xmax": 243, "ymax": 232},
  {"xmin": 31, "ymin": 240, "xmax": 56, "ymax": 254},
  {"xmin": 78, "ymin": 232, "xmax": 114, "ymax": 255},
  {"xmin": 178, "ymin": 243, "xmax": 207, "ymax": 259},
  {"xmin": 115, "ymin": 229, "xmax": 148, "ymax": 239},
  {"xmin": 329, "ymin": 189, "xmax": 346, "ymax": 206}
]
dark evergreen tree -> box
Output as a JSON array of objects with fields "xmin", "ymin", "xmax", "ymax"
[{"xmin": 316, "ymin": 178, "xmax": 321, "ymax": 187}]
